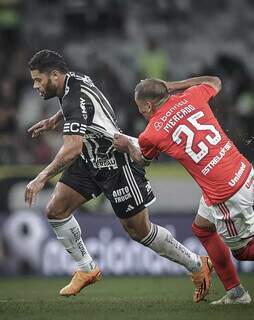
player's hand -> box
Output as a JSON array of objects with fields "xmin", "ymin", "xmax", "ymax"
[
  {"xmin": 113, "ymin": 133, "xmax": 130, "ymax": 153},
  {"xmin": 163, "ymin": 81, "xmax": 179, "ymax": 92},
  {"xmin": 164, "ymin": 81, "xmax": 181, "ymax": 93},
  {"xmin": 28, "ymin": 118, "xmax": 55, "ymax": 138},
  {"xmin": 25, "ymin": 177, "xmax": 46, "ymax": 207}
]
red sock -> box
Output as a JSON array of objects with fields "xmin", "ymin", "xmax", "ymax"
[
  {"xmin": 232, "ymin": 238, "xmax": 254, "ymax": 260},
  {"xmin": 192, "ymin": 222, "xmax": 240, "ymax": 290}
]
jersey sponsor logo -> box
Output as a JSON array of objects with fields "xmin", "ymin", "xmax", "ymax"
[
  {"xmin": 154, "ymin": 121, "xmax": 163, "ymax": 131},
  {"xmin": 80, "ymin": 97, "xmax": 88, "ymax": 120},
  {"xmin": 126, "ymin": 204, "xmax": 134, "ymax": 212},
  {"xmin": 163, "ymin": 104, "xmax": 196, "ymax": 132},
  {"xmin": 84, "ymin": 131, "xmax": 104, "ymax": 139},
  {"xmin": 63, "ymin": 122, "xmax": 86, "ymax": 134},
  {"xmin": 96, "ymin": 155, "xmax": 118, "ymax": 169},
  {"xmin": 113, "ymin": 186, "xmax": 132, "ymax": 203},
  {"xmin": 245, "ymin": 172, "xmax": 254, "ymax": 189},
  {"xmin": 201, "ymin": 141, "xmax": 232, "ymax": 175},
  {"xmin": 160, "ymin": 99, "xmax": 188, "ymax": 122},
  {"xmin": 228, "ymin": 162, "xmax": 246, "ymax": 187},
  {"xmin": 145, "ymin": 181, "xmax": 152, "ymax": 194}
]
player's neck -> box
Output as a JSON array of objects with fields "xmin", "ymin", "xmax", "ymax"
[
  {"xmin": 154, "ymin": 95, "xmax": 170, "ymax": 108},
  {"xmin": 57, "ymin": 73, "xmax": 67, "ymax": 97}
]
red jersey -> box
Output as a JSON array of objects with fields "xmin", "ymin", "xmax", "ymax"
[{"xmin": 138, "ymin": 84, "xmax": 252, "ymax": 205}]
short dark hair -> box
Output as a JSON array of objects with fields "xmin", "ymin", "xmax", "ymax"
[
  {"xmin": 135, "ymin": 79, "xmax": 168, "ymax": 102},
  {"xmin": 28, "ymin": 49, "xmax": 69, "ymax": 73}
]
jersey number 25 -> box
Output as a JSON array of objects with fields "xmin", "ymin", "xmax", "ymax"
[{"xmin": 172, "ymin": 111, "xmax": 221, "ymax": 163}]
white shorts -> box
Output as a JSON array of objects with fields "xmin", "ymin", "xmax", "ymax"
[{"xmin": 198, "ymin": 167, "xmax": 254, "ymax": 250}]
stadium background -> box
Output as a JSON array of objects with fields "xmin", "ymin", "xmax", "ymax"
[{"xmin": 1, "ymin": 0, "xmax": 254, "ymax": 279}]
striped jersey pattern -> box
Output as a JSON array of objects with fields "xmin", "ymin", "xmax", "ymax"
[{"xmin": 59, "ymin": 72, "xmax": 124, "ymax": 169}]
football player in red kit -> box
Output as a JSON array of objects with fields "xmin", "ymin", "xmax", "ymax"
[{"xmin": 113, "ymin": 76, "xmax": 253, "ymax": 304}]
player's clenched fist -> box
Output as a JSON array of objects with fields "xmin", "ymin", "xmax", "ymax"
[{"xmin": 113, "ymin": 133, "xmax": 130, "ymax": 153}]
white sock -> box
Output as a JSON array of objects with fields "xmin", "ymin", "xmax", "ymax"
[
  {"xmin": 140, "ymin": 223, "xmax": 201, "ymax": 272},
  {"xmin": 49, "ymin": 215, "xmax": 95, "ymax": 272}
]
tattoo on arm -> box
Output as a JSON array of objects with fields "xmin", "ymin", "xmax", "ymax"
[
  {"xmin": 47, "ymin": 156, "xmax": 78, "ymax": 177},
  {"xmin": 37, "ymin": 134, "xmax": 83, "ymax": 183},
  {"xmin": 38, "ymin": 154, "xmax": 78, "ymax": 182}
]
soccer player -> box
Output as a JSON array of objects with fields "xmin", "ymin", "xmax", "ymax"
[
  {"xmin": 113, "ymin": 76, "xmax": 253, "ymax": 304},
  {"xmin": 25, "ymin": 50, "xmax": 211, "ymax": 301}
]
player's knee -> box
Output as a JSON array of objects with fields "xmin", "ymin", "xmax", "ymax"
[
  {"xmin": 122, "ymin": 224, "xmax": 140, "ymax": 241},
  {"xmin": 232, "ymin": 247, "xmax": 249, "ymax": 261},
  {"xmin": 45, "ymin": 200, "xmax": 69, "ymax": 220},
  {"xmin": 232, "ymin": 251, "xmax": 247, "ymax": 261},
  {"xmin": 128, "ymin": 231, "xmax": 140, "ymax": 242},
  {"xmin": 192, "ymin": 222, "xmax": 216, "ymax": 238},
  {"xmin": 192, "ymin": 222, "xmax": 202, "ymax": 237},
  {"xmin": 122, "ymin": 222, "xmax": 150, "ymax": 242},
  {"xmin": 120, "ymin": 209, "xmax": 151, "ymax": 241}
]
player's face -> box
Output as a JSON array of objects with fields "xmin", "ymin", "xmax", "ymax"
[
  {"xmin": 30, "ymin": 69, "xmax": 58, "ymax": 100},
  {"xmin": 135, "ymin": 96, "xmax": 153, "ymax": 120}
]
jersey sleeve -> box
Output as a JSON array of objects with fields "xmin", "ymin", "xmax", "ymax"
[
  {"xmin": 61, "ymin": 79, "xmax": 94, "ymax": 136},
  {"xmin": 138, "ymin": 133, "xmax": 160, "ymax": 160},
  {"xmin": 186, "ymin": 84, "xmax": 217, "ymax": 103}
]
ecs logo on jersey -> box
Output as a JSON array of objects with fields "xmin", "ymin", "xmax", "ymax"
[{"xmin": 63, "ymin": 122, "xmax": 86, "ymax": 134}]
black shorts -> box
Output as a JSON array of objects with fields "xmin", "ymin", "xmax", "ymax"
[{"xmin": 59, "ymin": 156, "xmax": 156, "ymax": 218}]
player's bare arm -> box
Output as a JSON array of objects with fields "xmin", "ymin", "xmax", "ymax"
[
  {"xmin": 25, "ymin": 134, "xmax": 83, "ymax": 207},
  {"xmin": 164, "ymin": 76, "xmax": 221, "ymax": 94},
  {"xmin": 28, "ymin": 110, "xmax": 64, "ymax": 138},
  {"xmin": 113, "ymin": 134, "xmax": 150, "ymax": 167}
]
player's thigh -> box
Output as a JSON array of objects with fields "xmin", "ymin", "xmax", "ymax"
[
  {"xmin": 46, "ymin": 182, "xmax": 88, "ymax": 219},
  {"xmin": 214, "ymin": 179, "xmax": 254, "ymax": 249},
  {"xmin": 47, "ymin": 158, "xmax": 102, "ymax": 219}
]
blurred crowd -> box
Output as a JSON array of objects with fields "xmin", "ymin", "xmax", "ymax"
[{"xmin": 1, "ymin": 0, "xmax": 254, "ymax": 165}]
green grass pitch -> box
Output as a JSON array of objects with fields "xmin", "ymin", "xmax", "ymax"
[{"xmin": 0, "ymin": 274, "xmax": 253, "ymax": 320}]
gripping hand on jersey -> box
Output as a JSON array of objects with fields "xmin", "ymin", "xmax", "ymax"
[
  {"xmin": 28, "ymin": 110, "xmax": 63, "ymax": 137},
  {"xmin": 113, "ymin": 134, "xmax": 139, "ymax": 152},
  {"xmin": 113, "ymin": 134, "xmax": 130, "ymax": 153},
  {"xmin": 113, "ymin": 133, "xmax": 150, "ymax": 167}
]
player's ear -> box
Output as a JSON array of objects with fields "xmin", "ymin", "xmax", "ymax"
[
  {"xmin": 146, "ymin": 101, "xmax": 152, "ymax": 112},
  {"xmin": 50, "ymin": 70, "xmax": 59, "ymax": 79}
]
